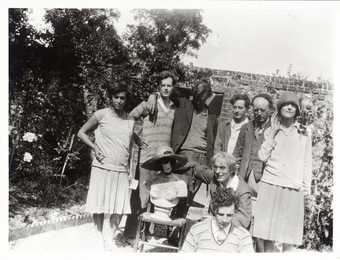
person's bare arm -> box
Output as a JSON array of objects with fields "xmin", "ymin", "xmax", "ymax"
[
  {"xmin": 128, "ymin": 94, "xmax": 158, "ymax": 120},
  {"xmin": 128, "ymin": 101, "xmax": 150, "ymax": 119},
  {"xmin": 77, "ymin": 113, "xmax": 104, "ymax": 162}
]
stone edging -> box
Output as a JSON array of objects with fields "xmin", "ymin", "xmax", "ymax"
[{"xmin": 9, "ymin": 213, "xmax": 92, "ymax": 242}]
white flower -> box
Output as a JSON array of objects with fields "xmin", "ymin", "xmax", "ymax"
[
  {"xmin": 23, "ymin": 132, "xmax": 38, "ymax": 143},
  {"xmin": 9, "ymin": 125, "xmax": 14, "ymax": 133},
  {"xmin": 23, "ymin": 152, "xmax": 33, "ymax": 162}
]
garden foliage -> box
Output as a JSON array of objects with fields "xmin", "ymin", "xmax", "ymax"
[
  {"xmin": 8, "ymin": 8, "xmax": 332, "ymax": 250},
  {"xmin": 9, "ymin": 8, "xmax": 210, "ymax": 211}
]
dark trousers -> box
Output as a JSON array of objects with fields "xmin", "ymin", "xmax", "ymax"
[
  {"xmin": 123, "ymin": 179, "xmax": 142, "ymax": 239},
  {"xmin": 124, "ymin": 165, "xmax": 141, "ymax": 239},
  {"xmin": 124, "ymin": 165, "xmax": 156, "ymax": 238},
  {"xmin": 172, "ymin": 150, "xmax": 209, "ymax": 218}
]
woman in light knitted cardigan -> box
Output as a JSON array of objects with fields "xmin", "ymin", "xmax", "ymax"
[{"xmin": 253, "ymin": 93, "xmax": 312, "ymax": 252}]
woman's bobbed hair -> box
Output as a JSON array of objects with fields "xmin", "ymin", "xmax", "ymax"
[{"xmin": 106, "ymin": 81, "xmax": 130, "ymax": 100}]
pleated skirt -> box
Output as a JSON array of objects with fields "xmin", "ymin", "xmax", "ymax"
[
  {"xmin": 85, "ymin": 166, "xmax": 131, "ymax": 215},
  {"xmin": 253, "ymin": 181, "xmax": 304, "ymax": 245}
]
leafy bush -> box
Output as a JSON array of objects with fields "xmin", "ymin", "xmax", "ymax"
[
  {"xmin": 9, "ymin": 9, "xmax": 333, "ymax": 251},
  {"xmin": 302, "ymin": 100, "xmax": 333, "ymax": 251},
  {"xmin": 9, "ymin": 8, "xmax": 210, "ymax": 210}
]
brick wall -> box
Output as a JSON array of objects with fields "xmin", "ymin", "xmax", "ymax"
[{"xmin": 193, "ymin": 67, "xmax": 333, "ymax": 122}]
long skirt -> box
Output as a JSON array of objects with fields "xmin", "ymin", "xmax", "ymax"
[
  {"xmin": 85, "ymin": 166, "xmax": 131, "ymax": 215},
  {"xmin": 252, "ymin": 181, "xmax": 304, "ymax": 245}
]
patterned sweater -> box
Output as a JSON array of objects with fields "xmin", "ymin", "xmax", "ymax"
[
  {"xmin": 129, "ymin": 97, "xmax": 175, "ymax": 163},
  {"xmin": 181, "ymin": 216, "xmax": 254, "ymax": 252}
]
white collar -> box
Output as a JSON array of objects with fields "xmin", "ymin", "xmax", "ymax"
[
  {"xmin": 158, "ymin": 95, "xmax": 174, "ymax": 113},
  {"xmin": 278, "ymin": 121, "xmax": 300, "ymax": 135},
  {"xmin": 226, "ymin": 175, "xmax": 239, "ymax": 191},
  {"xmin": 231, "ymin": 118, "xmax": 249, "ymax": 129}
]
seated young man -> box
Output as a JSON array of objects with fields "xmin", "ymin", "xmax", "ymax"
[{"xmin": 181, "ymin": 187, "xmax": 254, "ymax": 253}]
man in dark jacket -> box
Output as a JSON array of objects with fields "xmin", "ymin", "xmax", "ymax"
[
  {"xmin": 214, "ymin": 94, "xmax": 250, "ymax": 155},
  {"xmin": 232, "ymin": 93, "xmax": 273, "ymax": 252},
  {"xmin": 233, "ymin": 93, "xmax": 273, "ymax": 196},
  {"xmin": 170, "ymin": 78, "xmax": 220, "ymax": 218}
]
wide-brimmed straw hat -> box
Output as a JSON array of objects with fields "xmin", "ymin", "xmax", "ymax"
[{"xmin": 141, "ymin": 146, "xmax": 187, "ymax": 172}]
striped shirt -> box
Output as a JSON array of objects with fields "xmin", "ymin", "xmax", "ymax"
[
  {"xmin": 130, "ymin": 97, "xmax": 174, "ymax": 163},
  {"xmin": 181, "ymin": 216, "xmax": 254, "ymax": 253},
  {"xmin": 228, "ymin": 118, "xmax": 249, "ymax": 155}
]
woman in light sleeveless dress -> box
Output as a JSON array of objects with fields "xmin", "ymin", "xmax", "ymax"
[{"xmin": 78, "ymin": 82, "xmax": 134, "ymax": 249}]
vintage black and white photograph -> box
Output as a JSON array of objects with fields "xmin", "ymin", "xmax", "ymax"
[{"xmin": 6, "ymin": 1, "xmax": 339, "ymax": 255}]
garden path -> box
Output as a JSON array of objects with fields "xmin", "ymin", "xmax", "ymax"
[{"xmin": 10, "ymin": 223, "xmax": 134, "ymax": 253}]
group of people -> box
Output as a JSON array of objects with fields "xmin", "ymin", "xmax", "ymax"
[{"xmin": 77, "ymin": 70, "xmax": 313, "ymax": 252}]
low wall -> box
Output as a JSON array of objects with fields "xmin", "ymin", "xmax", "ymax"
[{"xmin": 193, "ymin": 67, "xmax": 333, "ymax": 121}]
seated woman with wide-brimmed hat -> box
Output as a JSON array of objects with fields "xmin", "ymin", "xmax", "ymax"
[{"xmin": 142, "ymin": 146, "xmax": 188, "ymax": 221}]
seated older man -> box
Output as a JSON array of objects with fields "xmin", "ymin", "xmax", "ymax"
[
  {"xmin": 193, "ymin": 152, "xmax": 252, "ymax": 230},
  {"xmin": 181, "ymin": 187, "xmax": 254, "ymax": 252}
]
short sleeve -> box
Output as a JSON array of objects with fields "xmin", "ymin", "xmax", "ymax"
[
  {"xmin": 93, "ymin": 109, "xmax": 107, "ymax": 122},
  {"xmin": 129, "ymin": 101, "xmax": 150, "ymax": 119},
  {"xmin": 128, "ymin": 119, "xmax": 135, "ymax": 137}
]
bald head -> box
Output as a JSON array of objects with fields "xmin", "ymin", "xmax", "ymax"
[{"xmin": 253, "ymin": 96, "xmax": 272, "ymax": 124}]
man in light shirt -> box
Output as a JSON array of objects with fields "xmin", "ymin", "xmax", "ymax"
[
  {"xmin": 214, "ymin": 94, "xmax": 250, "ymax": 155},
  {"xmin": 181, "ymin": 187, "xmax": 254, "ymax": 252}
]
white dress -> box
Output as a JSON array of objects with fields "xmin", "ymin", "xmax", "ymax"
[{"xmin": 85, "ymin": 108, "xmax": 134, "ymax": 214}]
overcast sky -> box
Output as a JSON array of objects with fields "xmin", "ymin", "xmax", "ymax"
[{"xmin": 29, "ymin": 3, "xmax": 339, "ymax": 81}]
